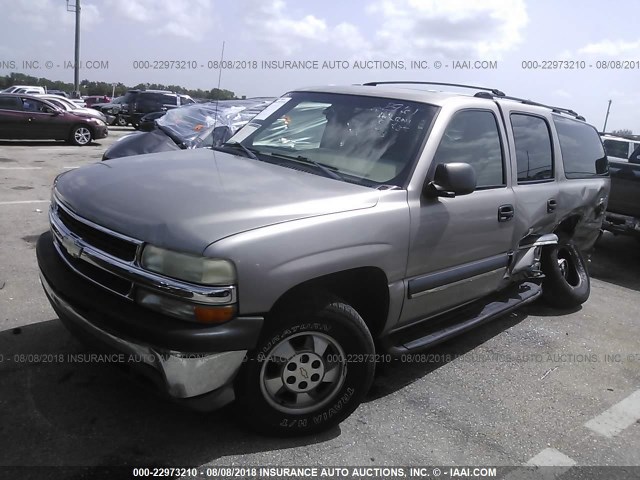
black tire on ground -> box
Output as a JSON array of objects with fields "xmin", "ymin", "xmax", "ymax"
[
  {"xmin": 115, "ymin": 115, "xmax": 127, "ymax": 127},
  {"xmin": 236, "ymin": 293, "xmax": 375, "ymax": 436},
  {"xmin": 68, "ymin": 125, "xmax": 93, "ymax": 146},
  {"xmin": 541, "ymin": 242, "xmax": 590, "ymax": 308}
]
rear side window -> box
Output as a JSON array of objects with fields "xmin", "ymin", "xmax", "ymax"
[
  {"xmin": 0, "ymin": 96, "xmax": 20, "ymax": 110},
  {"xmin": 433, "ymin": 110, "xmax": 504, "ymax": 188},
  {"xmin": 603, "ymin": 139, "xmax": 630, "ymax": 160},
  {"xmin": 161, "ymin": 94, "xmax": 178, "ymax": 106},
  {"xmin": 511, "ymin": 114, "xmax": 554, "ymax": 182},
  {"xmin": 553, "ymin": 116, "xmax": 608, "ymax": 178}
]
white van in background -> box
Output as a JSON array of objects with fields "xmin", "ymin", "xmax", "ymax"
[{"xmin": 1, "ymin": 85, "xmax": 47, "ymax": 94}]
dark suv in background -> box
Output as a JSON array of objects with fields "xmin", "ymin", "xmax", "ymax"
[
  {"xmin": 90, "ymin": 90, "xmax": 195, "ymax": 128},
  {"xmin": 128, "ymin": 91, "xmax": 195, "ymax": 128}
]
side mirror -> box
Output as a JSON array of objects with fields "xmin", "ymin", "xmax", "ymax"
[{"xmin": 424, "ymin": 162, "xmax": 476, "ymax": 198}]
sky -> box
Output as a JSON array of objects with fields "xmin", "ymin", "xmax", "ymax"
[{"xmin": 1, "ymin": 0, "xmax": 640, "ymax": 132}]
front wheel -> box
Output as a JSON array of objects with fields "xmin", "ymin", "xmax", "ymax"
[
  {"xmin": 236, "ymin": 295, "xmax": 375, "ymax": 436},
  {"xmin": 68, "ymin": 125, "xmax": 92, "ymax": 146},
  {"xmin": 114, "ymin": 115, "xmax": 127, "ymax": 127},
  {"xmin": 541, "ymin": 242, "xmax": 590, "ymax": 308}
]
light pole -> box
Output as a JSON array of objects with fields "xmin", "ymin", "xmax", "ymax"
[
  {"xmin": 602, "ymin": 99, "xmax": 612, "ymax": 133},
  {"xmin": 66, "ymin": 0, "xmax": 81, "ymax": 98}
]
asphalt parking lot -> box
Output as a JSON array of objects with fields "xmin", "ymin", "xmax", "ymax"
[{"xmin": 0, "ymin": 131, "xmax": 639, "ymax": 476}]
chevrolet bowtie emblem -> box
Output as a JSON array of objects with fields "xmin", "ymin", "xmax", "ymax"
[{"xmin": 61, "ymin": 235, "xmax": 83, "ymax": 258}]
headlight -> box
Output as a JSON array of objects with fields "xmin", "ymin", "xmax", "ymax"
[
  {"xmin": 90, "ymin": 118, "xmax": 105, "ymax": 126},
  {"xmin": 141, "ymin": 245, "xmax": 236, "ymax": 285}
]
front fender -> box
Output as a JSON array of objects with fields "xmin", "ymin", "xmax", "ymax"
[{"xmin": 204, "ymin": 191, "xmax": 410, "ymax": 315}]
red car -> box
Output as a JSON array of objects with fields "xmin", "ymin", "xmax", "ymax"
[
  {"xmin": 0, "ymin": 93, "xmax": 108, "ymax": 145},
  {"xmin": 83, "ymin": 95, "xmax": 111, "ymax": 107}
]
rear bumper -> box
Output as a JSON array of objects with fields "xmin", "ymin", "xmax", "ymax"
[
  {"xmin": 603, "ymin": 211, "xmax": 640, "ymax": 237},
  {"xmin": 36, "ymin": 231, "xmax": 264, "ymax": 407}
]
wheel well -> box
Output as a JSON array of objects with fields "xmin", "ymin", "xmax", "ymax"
[
  {"xmin": 269, "ymin": 267, "xmax": 390, "ymax": 338},
  {"xmin": 555, "ymin": 215, "xmax": 580, "ymax": 241}
]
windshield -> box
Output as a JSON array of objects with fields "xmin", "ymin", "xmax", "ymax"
[
  {"xmin": 156, "ymin": 98, "xmax": 275, "ymax": 148},
  {"xmin": 228, "ymin": 92, "xmax": 438, "ymax": 187},
  {"xmin": 111, "ymin": 96, "xmax": 124, "ymax": 104},
  {"xmin": 45, "ymin": 98, "xmax": 69, "ymax": 110}
]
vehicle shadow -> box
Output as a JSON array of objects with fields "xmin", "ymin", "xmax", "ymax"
[
  {"xmin": 588, "ymin": 231, "xmax": 640, "ymax": 292},
  {"xmin": 0, "ymin": 320, "xmax": 337, "ymax": 472}
]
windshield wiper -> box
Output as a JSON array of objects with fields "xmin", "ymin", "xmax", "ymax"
[
  {"xmin": 215, "ymin": 142, "xmax": 259, "ymax": 160},
  {"xmin": 267, "ymin": 151, "xmax": 344, "ymax": 181}
]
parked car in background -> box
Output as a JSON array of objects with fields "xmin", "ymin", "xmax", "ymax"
[
  {"xmin": 37, "ymin": 94, "xmax": 114, "ymax": 124},
  {"xmin": 102, "ymin": 98, "xmax": 274, "ymax": 160},
  {"xmin": 91, "ymin": 95, "xmax": 128, "ymax": 125},
  {"xmin": 0, "ymin": 93, "xmax": 108, "ymax": 145},
  {"xmin": 91, "ymin": 90, "xmax": 141, "ymax": 126},
  {"xmin": 128, "ymin": 91, "xmax": 195, "ymax": 128},
  {"xmin": 38, "ymin": 82, "xmax": 608, "ymax": 435},
  {"xmin": 68, "ymin": 98, "xmax": 86, "ymax": 108},
  {"xmin": 601, "ymin": 133, "xmax": 640, "ymax": 239},
  {"xmin": 48, "ymin": 90, "xmax": 70, "ymax": 98},
  {"xmin": 2, "ymin": 85, "xmax": 46, "ymax": 94},
  {"xmin": 84, "ymin": 95, "xmax": 111, "ymax": 107}
]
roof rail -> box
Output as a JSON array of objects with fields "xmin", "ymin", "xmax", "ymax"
[
  {"xmin": 362, "ymin": 80, "xmax": 585, "ymax": 121},
  {"xmin": 486, "ymin": 94, "xmax": 585, "ymax": 121},
  {"xmin": 362, "ymin": 81, "xmax": 506, "ymax": 97}
]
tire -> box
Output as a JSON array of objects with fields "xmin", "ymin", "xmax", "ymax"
[
  {"xmin": 115, "ymin": 115, "xmax": 127, "ymax": 127},
  {"xmin": 541, "ymin": 242, "xmax": 590, "ymax": 308},
  {"xmin": 236, "ymin": 293, "xmax": 375, "ymax": 436},
  {"xmin": 68, "ymin": 125, "xmax": 92, "ymax": 146}
]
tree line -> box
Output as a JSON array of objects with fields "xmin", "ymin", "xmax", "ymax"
[{"xmin": 0, "ymin": 72, "xmax": 237, "ymax": 100}]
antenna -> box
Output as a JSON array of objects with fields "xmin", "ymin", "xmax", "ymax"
[{"xmin": 212, "ymin": 41, "xmax": 225, "ymax": 148}]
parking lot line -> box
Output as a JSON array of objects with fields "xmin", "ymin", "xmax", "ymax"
[
  {"xmin": 0, "ymin": 167, "xmax": 43, "ymax": 170},
  {"xmin": 526, "ymin": 448, "xmax": 577, "ymax": 467},
  {"xmin": 502, "ymin": 448, "xmax": 577, "ymax": 480},
  {"xmin": 0, "ymin": 200, "xmax": 50, "ymax": 206},
  {"xmin": 584, "ymin": 389, "xmax": 640, "ymax": 437}
]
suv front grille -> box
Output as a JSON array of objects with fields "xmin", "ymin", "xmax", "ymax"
[
  {"xmin": 57, "ymin": 244, "xmax": 133, "ymax": 296},
  {"xmin": 56, "ymin": 206, "xmax": 138, "ymax": 262}
]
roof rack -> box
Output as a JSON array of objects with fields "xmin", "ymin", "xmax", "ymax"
[
  {"xmin": 363, "ymin": 80, "xmax": 585, "ymax": 121},
  {"xmin": 480, "ymin": 93, "xmax": 585, "ymax": 121},
  {"xmin": 362, "ymin": 81, "xmax": 506, "ymax": 97}
]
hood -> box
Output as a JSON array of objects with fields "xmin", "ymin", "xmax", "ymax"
[
  {"xmin": 55, "ymin": 149, "xmax": 379, "ymax": 254},
  {"xmin": 102, "ymin": 129, "xmax": 181, "ymax": 160}
]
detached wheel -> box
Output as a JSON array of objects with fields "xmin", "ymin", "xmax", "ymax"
[
  {"xmin": 115, "ymin": 115, "xmax": 127, "ymax": 127},
  {"xmin": 69, "ymin": 125, "xmax": 92, "ymax": 146},
  {"xmin": 541, "ymin": 242, "xmax": 590, "ymax": 308},
  {"xmin": 236, "ymin": 294, "xmax": 375, "ymax": 436}
]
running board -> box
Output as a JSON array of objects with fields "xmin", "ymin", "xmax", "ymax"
[{"xmin": 381, "ymin": 281, "xmax": 542, "ymax": 355}]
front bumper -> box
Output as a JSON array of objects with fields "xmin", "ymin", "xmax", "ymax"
[
  {"xmin": 94, "ymin": 124, "xmax": 109, "ymax": 140},
  {"xmin": 37, "ymin": 231, "xmax": 263, "ymax": 408}
]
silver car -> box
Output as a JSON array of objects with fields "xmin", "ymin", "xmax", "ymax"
[{"xmin": 36, "ymin": 82, "xmax": 609, "ymax": 435}]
